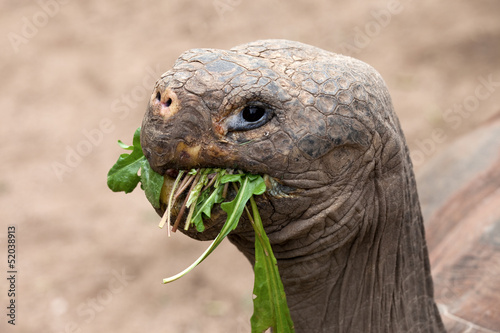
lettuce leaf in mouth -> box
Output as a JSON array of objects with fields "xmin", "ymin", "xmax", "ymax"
[
  {"xmin": 107, "ymin": 127, "xmax": 295, "ymax": 332},
  {"xmin": 107, "ymin": 127, "xmax": 163, "ymax": 209}
]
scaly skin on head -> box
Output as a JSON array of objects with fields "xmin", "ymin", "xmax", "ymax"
[{"xmin": 141, "ymin": 40, "xmax": 445, "ymax": 332}]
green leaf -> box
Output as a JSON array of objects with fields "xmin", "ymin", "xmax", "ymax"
[
  {"xmin": 107, "ymin": 127, "xmax": 164, "ymax": 208},
  {"xmin": 220, "ymin": 173, "xmax": 244, "ymax": 184},
  {"xmin": 191, "ymin": 186, "xmax": 224, "ymax": 232},
  {"xmin": 106, "ymin": 151, "xmax": 144, "ymax": 193},
  {"xmin": 117, "ymin": 140, "xmax": 133, "ymax": 150},
  {"xmin": 250, "ymin": 197, "xmax": 295, "ymax": 333},
  {"xmin": 186, "ymin": 169, "xmax": 210, "ymax": 208},
  {"xmin": 190, "ymin": 188, "xmax": 210, "ymax": 232},
  {"xmin": 220, "ymin": 175, "xmax": 265, "ymax": 232},
  {"xmin": 140, "ymin": 161, "xmax": 164, "ymax": 209},
  {"xmin": 251, "ymin": 180, "xmax": 267, "ymax": 196}
]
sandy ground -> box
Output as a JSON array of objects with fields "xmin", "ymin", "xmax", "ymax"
[{"xmin": 1, "ymin": 0, "xmax": 499, "ymax": 332}]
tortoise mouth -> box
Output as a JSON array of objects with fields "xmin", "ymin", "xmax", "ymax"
[
  {"xmin": 159, "ymin": 168, "xmax": 298, "ymax": 203},
  {"xmin": 156, "ymin": 167, "xmax": 299, "ymax": 234}
]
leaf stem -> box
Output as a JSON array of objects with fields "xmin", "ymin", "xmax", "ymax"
[
  {"xmin": 172, "ymin": 172, "xmax": 200, "ymax": 232},
  {"xmin": 159, "ymin": 170, "xmax": 185, "ymax": 235},
  {"xmin": 184, "ymin": 171, "xmax": 204, "ymax": 230},
  {"xmin": 202, "ymin": 172, "xmax": 218, "ymax": 192},
  {"xmin": 174, "ymin": 172, "xmax": 196, "ymax": 202}
]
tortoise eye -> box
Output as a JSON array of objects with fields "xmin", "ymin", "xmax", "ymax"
[
  {"xmin": 225, "ymin": 103, "xmax": 273, "ymax": 132},
  {"xmin": 242, "ymin": 105, "xmax": 266, "ymax": 123}
]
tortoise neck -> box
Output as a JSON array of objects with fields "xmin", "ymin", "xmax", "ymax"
[
  {"xmin": 274, "ymin": 213, "xmax": 445, "ymax": 332},
  {"xmin": 275, "ymin": 163, "xmax": 444, "ymax": 332}
]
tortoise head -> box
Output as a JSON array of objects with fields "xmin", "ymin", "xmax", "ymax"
[{"xmin": 141, "ymin": 39, "xmax": 407, "ymax": 250}]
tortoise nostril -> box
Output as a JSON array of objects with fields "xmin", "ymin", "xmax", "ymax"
[{"xmin": 150, "ymin": 88, "xmax": 178, "ymax": 118}]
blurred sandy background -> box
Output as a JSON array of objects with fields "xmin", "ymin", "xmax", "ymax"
[{"xmin": 1, "ymin": 0, "xmax": 499, "ymax": 332}]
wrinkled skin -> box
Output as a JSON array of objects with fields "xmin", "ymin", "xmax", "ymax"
[{"xmin": 141, "ymin": 40, "xmax": 445, "ymax": 332}]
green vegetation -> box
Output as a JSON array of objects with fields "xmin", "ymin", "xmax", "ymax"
[{"xmin": 107, "ymin": 128, "xmax": 294, "ymax": 332}]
